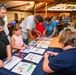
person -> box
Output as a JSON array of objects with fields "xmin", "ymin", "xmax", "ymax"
[
  {"xmin": 11, "ymin": 24, "xmax": 28, "ymax": 51},
  {"xmin": 59, "ymin": 28, "xmax": 71, "ymax": 37},
  {"xmin": 34, "ymin": 15, "xmax": 45, "ymax": 38},
  {"xmin": 20, "ymin": 15, "xmax": 42, "ymax": 44},
  {"xmin": 20, "ymin": 15, "xmax": 36, "ymax": 45},
  {"xmin": 43, "ymin": 31, "xmax": 76, "ymax": 75},
  {"xmin": 44, "ymin": 16, "xmax": 56, "ymax": 38},
  {"xmin": 0, "ymin": 17, "xmax": 12, "ymax": 67},
  {"xmin": 0, "ymin": 3, "xmax": 9, "ymax": 38}
]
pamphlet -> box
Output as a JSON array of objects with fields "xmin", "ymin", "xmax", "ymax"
[
  {"xmin": 12, "ymin": 62, "xmax": 36, "ymax": 75},
  {"xmin": 4, "ymin": 56, "xmax": 22, "ymax": 70},
  {"xmin": 20, "ymin": 46, "xmax": 33, "ymax": 53},
  {"xmin": 24, "ymin": 53, "xmax": 43, "ymax": 63},
  {"xmin": 36, "ymin": 44, "xmax": 49, "ymax": 48},
  {"xmin": 30, "ymin": 47, "xmax": 45, "ymax": 54}
]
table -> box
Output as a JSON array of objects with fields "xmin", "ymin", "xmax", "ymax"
[
  {"xmin": 49, "ymin": 37, "xmax": 61, "ymax": 48},
  {"xmin": 0, "ymin": 37, "xmax": 62, "ymax": 75}
]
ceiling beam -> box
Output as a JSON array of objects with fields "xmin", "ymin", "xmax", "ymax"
[
  {"xmin": 7, "ymin": 9, "xmax": 33, "ymax": 12},
  {"xmin": 36, "ymin": 2, "xmax": 53, "ymax": 10},
  {"xmin": 0, "ymin": 0, "xmax": 54, "ymax": 2},
  {"xmin": 7, "ymin": 3, "xmax": 30, "ymax": 10},
  {"xmin": 36, "ymin": 10, "xmax": 76, "ymax": 13}
]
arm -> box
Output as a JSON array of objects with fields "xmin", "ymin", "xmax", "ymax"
[
  {"xmin": 6, "ymin": 45, "xmax": 12, "ymax": 62},
  {"xmin": 43, "ymin": 52, "xmax": 54, "ymax": 73},
  {"xmin": 23, "ymin": 43, "xmax": 28, "ymax": 48},
  {"xmin": 0, "ymin": 60, "xmax": 4, "ymax": 67},
  {"xmin": 49, "ymin": 28, "xmax": 56, "ymax": 38},
  {"xmin": 43, "ymin": 28, "xmax": 47, "ymax": 36},
  {"xmin": 34, "ymin": 28, "xmax": 42, "ymax": 35},
  {"xmin": 27, "ymin": 29, "xmax": 34, "ymax": 40},
  {"xmin": 47, "ymin": 51, "xmax": 58, "ymax": 56}
]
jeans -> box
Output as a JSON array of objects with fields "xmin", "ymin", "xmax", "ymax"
[{"xmin": 23, "ymin": 38, "xmax": 28, "ymax": 45}]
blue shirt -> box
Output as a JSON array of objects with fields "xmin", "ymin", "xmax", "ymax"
[
  {"xmin": 48, "ymin": 48, "xmax": 76, "ymax": 75},
  {"xmin": 44, "ymin": 20, "xmax": 56, "ymax": 37}
]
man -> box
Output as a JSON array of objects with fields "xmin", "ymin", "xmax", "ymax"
[
  {"xmin": 44, "ymin": 16, "xmax": 56, "ymax": 38},
  {"xmin": 0, "ymin": 3, "xmax": 9, "ymax": 37},
  {"xmin": 20, "ymin": 15, "xmax": 36, "ymax": 45},
  {"xmin": 0, "ymin": 17, "xmax": 12, "ymax": 67}
]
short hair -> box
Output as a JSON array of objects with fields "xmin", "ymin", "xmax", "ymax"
[
  {"xmin": 13, "ymin": 24, "xmax": 22, "ymax": 31},
  {"xmin": 65, "ymin": 28, "xmax": 71, "ymax": 32},
  {"xmin": 59, "ymin": 31, "xmax": 76, "ymax": 47},
  {"xmin": 45, "ymin": 16, "xmax": 51, "ymax": 21},
  {"xmin": 35, "ymin": 15, "xmax": 43, "ymax": 22},
  {"xmin": 0, "ymin": 17, "xmax": 5, "ymax": 26},
  {"xmin": 0, "ymin": 3, "xmax": 6, "ymax": 10}
]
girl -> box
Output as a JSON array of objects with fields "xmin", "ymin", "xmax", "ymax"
[{"xmin": 11, "ymin": 24, "xmax": 28, "ymax": 52}]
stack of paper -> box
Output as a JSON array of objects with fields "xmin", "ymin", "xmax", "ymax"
[
  {"xmin": 4, "ymin": 56, "xmax": 22, "ymax": 70},
  {"xmin": 43, "ymin": 37, "xmax": 52, "ymax": 41},
  {"xmin": 30, "ymin": 47, "xmax": 45, "ymax": 54},
  {"xmin": 24, "ymin": 53, "xmax": 43, "ymax": 63},
  {"xmin": 36, "ymin": 44, "xmax": 49, "ymax": 49},
  {"xmin": 20, "ymin": 46, "xmax": 33, "ymax": 53},
  {"xmin": 39, "ymin": 41, "xmax": 51, "ymax": 45},
  {"xmin": 12, "ymin": 62, "xmax": 36, "ymax": 75}
]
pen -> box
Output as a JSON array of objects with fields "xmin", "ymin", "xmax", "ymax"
[
  {"xmin": 27, "ymin": 64, "xmax": 33, "ymax": 72},
  {"xmin": 4, "ymin": 61, "xmax": 9, "ymax": 65}
]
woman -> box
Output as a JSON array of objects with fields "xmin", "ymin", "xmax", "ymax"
[{"xmin": 43, "ymin": 31, "xmax": 76, "ymax": 75}]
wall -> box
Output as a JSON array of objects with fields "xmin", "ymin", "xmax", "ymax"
[{"xmin": 6, "ymin": 11, "xmax": 32, "ymax": 23}]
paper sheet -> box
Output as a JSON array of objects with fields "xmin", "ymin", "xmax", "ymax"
[
  {"xmin": 24, "ymin": 53, "xmax": 43, "ymax": 63},
  {"xmin": 36, "ymin": 44, "xmax": 49, "ymax": 48},
  {"xmin": 4, "ymin": 56, "xmax": 22, "ymax": 70},
  {"xmin": 20, "ymin": 46, "xmax": 33, "ymax": 53},
  {"xmin": 30, "ymin": 47, "xmax": 45, "ymax": 54},
  {"xmin": 11, "ymin": 62, "xmax": 36, "ymax": 75},
  {"xmin": 43, "ymin": 37, "xmax": 52, "ymax": 41},
  {"xmin": 39, "ymin": 41, "xmax": 51, "ymax": 45}
]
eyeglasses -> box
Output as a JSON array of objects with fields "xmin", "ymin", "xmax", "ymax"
[
  {"xmin": 0, "ymin": 3, "xmax": 6, "ymax": 9},
  {"xmin": 0, "ymin": 3, "xmax": 4, "ymax": 7}
]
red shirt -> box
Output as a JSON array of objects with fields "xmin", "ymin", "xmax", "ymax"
[{"xmin": 35, "ymin": 22, "xmax": 45, "ymax": 37}]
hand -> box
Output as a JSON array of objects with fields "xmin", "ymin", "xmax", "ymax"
[
  {"xmin": 7, "ymin": 56, "xmax": 12, "ymax": 62},
  {"xmin": 20, "ymin": 46, "xmax": 26, "ymax": 50},
  {"xmin": 49, "ymin": 35, "xmax": 52, "ymax": 38},
  {"xmin": 0, "ymin": 60, "xmax": 4, "ymax": 67},
  {"xmin": 44, "ymin": 52, "xmax": 49, "ymax": 59},
  {"xmin": 47, "ymin": 51, "xmax": 58, "ymax": 56},
  {"xmin": 25, "ymin": 45, "xmax": 28, "ymax": 48}
]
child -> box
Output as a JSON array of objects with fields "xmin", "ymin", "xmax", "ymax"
[
  {"xmin": 34, "ymin": 15, "xmax": 46, "ymax": 38},
  {"xmin": 11, "ymin": 24, "xmax": 28, "ymax": 51},
  {"xmin": 44, "ymin": 16, "xmax": 56, "ymax": 38},
  {"xmin": 0, "ymin": 17, "xmax": 12, "ymax": 67},
  {"xmin": 43, "ymin": 31, "xmax": 76, "ymax": 75}
]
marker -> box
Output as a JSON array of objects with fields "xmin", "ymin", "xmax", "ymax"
[{"xmin": 27, "ymin": 64, "xmax": 33, "ymax": 72}]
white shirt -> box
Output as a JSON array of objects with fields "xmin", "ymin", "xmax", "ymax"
[
  {"xmin": 20, "ymin": 15, "xmax": 36, "ymax": 39},
  {"xmin": 3, "ymin": 15, "xmax": 9, "ymax": 35}
]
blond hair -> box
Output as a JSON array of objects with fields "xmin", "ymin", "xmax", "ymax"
[
  {"xmin": 12, "ymin": 24, "xmax": 22, "ymax": 34},
  {"xmin": 59, "ymin": 31, "xmax": 76, "ymax": 47}
]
